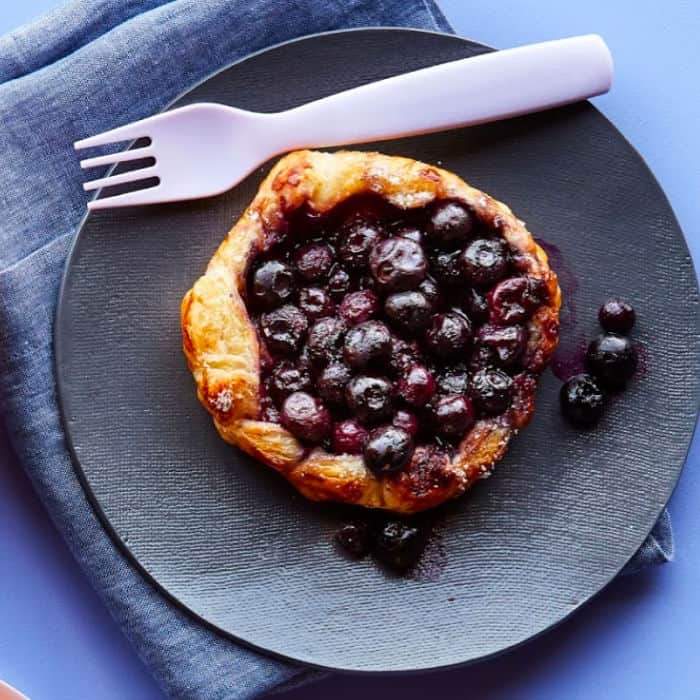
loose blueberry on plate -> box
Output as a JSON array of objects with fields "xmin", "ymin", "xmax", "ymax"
[
  {"xmin": 250, "ymin": 260, "xmax": 296, "ymax": 309},
  {"xmin": 298, "ymin": 286, "xmax": 335, "ymax": 320},
  {"xmin": 260, "ymin": 305, "xmax": 308, "ymax": 355},
  {"xmin": 364, "ymin": 425, "xmax": 414, "ymax": 475},
  {"xmin": 585, "ymin": 333, "xmax": 638, "ymax": 389},
  {"xmin": 318, "ymin": 362, "xmax": 352, "ymax": 405},
  {"xmin": 369, "ymin": 237, "xmax": 427, "ymax": 292},
  {"xmin": 373, "ymin": 520, "xmax": 424, "ymax": 571},
  {"xmin": 339, "ymin": 289, "xmax": 380, "ymax": 326},
  {"xmin": 343, "ymin": 320, "xmax": 392, "ymax": 370},
  {"xmin": 398, "ymin": 364, "xmax": 436, "ymax": 406},
  {"xmin": 335, "ymin": 521, "xmax": 371, "ymax": 559},
  {"xmin": 268, "ymin": 360, "xmax": 313, "ymax": 402},
  {"xmin": 460, "ymin": 238, "xmax": 510, "ymax": 287},
  {"xmin": 430, "ymin": 395, "xmax": 475, "ymax": 439},
  {"xmin": 470, "ymin": 367, "xmax": 513, "ymax": 415},
  {"xmin": 307, "ymin": 317, "xmax": 346, "ymax": 365},
  {"xmin": 560, "ymin": 374, "xmax": 606, "ymax": 427},
  {"xmin": 293, "ymin": 242, "xmax": 334, "ymax": 281},
  {"xmin": 425, "ymin": 312, "xmax": 472, "ymax": 360},
  {"xmin": 332, "ymin": 419, "xmax": 369, "ymax": 454},
  {"xmin": 384, "ymin": 291, "xmax": 432, "ymax": 335},
  {"xmin": 599, "ymin": 298, "xmax": 635, "ymax": 334},
  {"xmin": 281, "ymin": 391, "xmax": 331, "ymax": 443},
  {"xmin": 428, "ymin": 200, "xmax": 476, "ymax": 248},
  {"xmin": 346, "ymin": 375, "xmax": 394, "ymax": 424}
]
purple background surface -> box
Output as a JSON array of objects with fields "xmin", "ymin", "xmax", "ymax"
[{"xmin": 1, "ymin": 1, "xmax": 698, "ymax": 699}]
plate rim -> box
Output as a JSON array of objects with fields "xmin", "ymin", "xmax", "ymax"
[{"xmin": 54, "ymin": 27, "xmax": 700, "ymax": 674}]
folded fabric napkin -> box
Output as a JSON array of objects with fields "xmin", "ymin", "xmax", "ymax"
[{"xmin": 0, "ymin": 1, "xmax": 672, "ymax": 698}]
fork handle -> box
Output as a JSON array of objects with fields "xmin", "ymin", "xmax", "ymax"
[{"xmin": 276, "ymin": 35, "xmax": 612, "ymax": 149}]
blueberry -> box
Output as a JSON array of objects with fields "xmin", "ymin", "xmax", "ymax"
[
  {"xmin": 384, "ymin": 291, "xmax": 432, "ymax": 335},
  {"xmin": 460, "ymin": 238, "xmax": 510, "ymax": 286},
  {"xmin": 332, "ymin": 419, "xmax": 370, "ymax": 455},
  {"xmin": 373, "ymin": 520, "xmax": 424, "ymax": 570},
  {"xmin": 470, "ymin": 367, "xmax": 513, "ymax": 415},
  {"xmin": 398, "ymin": 364, "xmax": 436, "ymax": 407},
  {"xmin": 345, "ymin": 375, "xmax": 393, "ymax": 425},
  {"xmin": 280, "ymin": 392, "xmax": 331, "ymax": 443},
  {"xmin": 307, "ymin": 317, "xmax": 346, "ymax": 365},
  {"xmin": 489, "ymin": 275, "xmax": 547, "ymax": 325},
  {"xmin": 424, "ymin": 312, "xmax": 472, "ymax": 360},
  {"xmin": 435, "ymin": 365, "xmax": 470, "ymax": 396},
  {"xmin": 260, "ymin": 305, "xmax": 308, "ymax": 355},
  {"xmin": 392, "ymin": 409, "xmax": 419, "ymax": 436},
  {"xmin": 560, "ymin": 373, "xmax": 606, "ymax": 427},
  {"xmin": 343, "ymin": 320, "xmax": 392, "ymax": 370},
  {"xmin": 388, "ymin": 336, "xmax": 423, "ymax": 375},
  {"xmin": 335, "ymin": 521, "xmax": 371, "ymax": 558},
  {"xmin": 599, "ymin": 298, "xmax": 636, "ymax": 334},
  {"xmin": 268, "ymin": 360, "xmax": 313, "ymax": 403},
  {"xmin": 318, "ymin": 362, "xmax": 352, "ymax": 405},
  {"xmin": 369, "ymin": 237, "xmax": 427, "ymax": 292},
  {"xmin": 292, "ymin": 242, "xmax": 334, "ymax": 282},
  {"xmin": 429, "ymin": 395, "xmax": 475, "ymax": 440},
  {"xmin": 338, "ymin": 289, "xmax": 380, "ymax": 326},
  {"xmin": 478, "ymin": 324, "xmax": 527, "ymax": 366},
  {"xmin": 327, "ymin": 267, "xmax": 352, "ymax": 300},
  {"xmin": 585, "ymin": 333, "xmax": 638, "ymax": 389},
  {"xmin": 298, "ymin": 286, "xmax": 335, "ymax": 321},
  {"xmin": 428, "ymin": 199, "xmax": 477, "ymax": 248},
  {"xmin": 338, "ymin": 219, "xmax": 384, "ymax": 269},
  {"xmin": 250, "ymin": 260, "xmax": 296, "ymax": 309},
  {"xmin": 418, "ymin": 276, "xmax": 441, "ymax": 310},
  {"xmin": 364, "ymin": 426, "xmax": 414, "ymax": 475}
]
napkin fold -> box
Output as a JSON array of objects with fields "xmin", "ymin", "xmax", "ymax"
[{"xmin": 0, "ymin": 1, "xmax": 671, "ymax": 698}]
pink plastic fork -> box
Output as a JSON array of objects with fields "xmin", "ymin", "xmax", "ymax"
[{"xmin": 74, "ymin": 34, "xmax": 612, "ymax": 210}]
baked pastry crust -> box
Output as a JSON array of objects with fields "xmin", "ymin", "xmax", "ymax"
[{"xmin": 182, "ymin": 150, "xmax": 560, "ymax": 513}]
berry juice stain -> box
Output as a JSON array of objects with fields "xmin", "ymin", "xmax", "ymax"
[{"xmin": 536, "ymin": 237, "xmax": 586, "ymax": 381}]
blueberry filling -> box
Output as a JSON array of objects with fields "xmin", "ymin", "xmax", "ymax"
[{"xmin": 246, "ymin": 195, "xmax": 549, "ymax": 473}]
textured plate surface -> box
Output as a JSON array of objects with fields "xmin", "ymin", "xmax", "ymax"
[{"xmin": 56, "ymin": 29, "xmax": 700, "ymax": 672}]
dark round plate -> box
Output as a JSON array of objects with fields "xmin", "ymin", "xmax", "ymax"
[{"xmin": 56, "ymin": 29, "xmax": 700, "ymax": 673}]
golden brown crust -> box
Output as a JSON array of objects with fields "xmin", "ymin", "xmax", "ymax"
[{"xmin": 182, "ymin": 150, "xmax": 561, "ymax": 513}]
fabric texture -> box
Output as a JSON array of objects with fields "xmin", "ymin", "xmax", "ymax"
[{"xmin": 0, "ymin": 1, "xmax": 670, "ymax": 698}]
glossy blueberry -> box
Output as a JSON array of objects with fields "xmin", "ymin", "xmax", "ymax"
[
  {"xmin": 250, "ymin": 260, "xmax": 296, "ymax": 309},
  {"xmin": 343, "ymin": 320, "xmax": 392, "ymax": 370},
  {"xmin": 435, "ymin": 365, "xmax": 470, "ymax": 396},
  {"xmin": 470, "ymin": 367, "xmax": 513, "ymax": 415},
  {"xmin": 268, "ymin": 360, "xmax": 313, "ymax": 403},
  {"xmin": 384, "ymin": 291, "xmax": 432, "ymax": 335},
  {"xmin": 345, "ymin": 375, "xmax": 394, "ymax": 425},
  {"xmin": 424, "ymin": 312, "xmax": 472, "ymax": 360},
  {"xmin": 373, "ymin": 520, "xmax": 424, "ymax": 571},
  {"xmin": 428, "ymin": 199, "xmax": 476, "ymax": 248},
  {"xmin": 430, "ymin": 394, "xmax": 475, "ymax": 440},
  {"xmin": 398, "ymin": 364, "xmax": 436, "ymax": 407},
  {"xmin": 280, "ymin": 392, "xmax": 331, "ymax": 443},
  {"xmin": 260, "ymin": 304, "xmax": 308, "ymax": 355},
  {"xmin": 599, "ymin": 298, "xmax": 636, "ymax": 334},
  {"xmin": 327, "ymin": 267, "xmax": 352, "ymax": 300},
  {"xmin": 417, "ymin": 276, "xmax": 441, "ymax": 310},
  {"xmin": 306, "ymin": 317, "xmax": 346, "ymax": 365},
  {"xmin": 338, "ymin": 289, "xmax": 380, "ymax": 326},
  {"xmin": 317, "ymin": 362, "xmax": 352, "ymax": 405},
  {"xmin": 298, "ymin": 286, "xmax": 335, "ymax": 321},
  {"xmin": 460, "ymin": 238, "xmax": 510, "ymax": 286},
  {"xmin": 338, "ymin": 219, "xmax": 384, "ymax": 269},
  {"xmin": 478, "ymin": 324, "xmax": 527, "ymax": 366},
  {"xmin": 489, "ymin": 275, "xmax": 547, "ymax": 325},
  {"xmin": 369, "ymin": 237, "xmax": 427, "ymax": 292},
  {"xmin": 560, "ymin": 373, "xmax": 606, "ymax": 427},
  {"xmin": 585, "ymin": 333, "xmax": 638, "ymax": 389},
  {"xmin": 364, "ymin": 426, "xmax": 414, "ymax": 475},
  {"xmin": 335, "ymin": 521, "xmax": 371, "ymax": 558},
  {"xmin": 292, "ymin": 242, "xmax": 334, "ymax": 281},
  {"xmin": 332, "ymin": 419, "xmax": 370, "ymax": 455},
  {"xmin": 388, "ymin": 337, "xmax": 424, "ymax": 375}
]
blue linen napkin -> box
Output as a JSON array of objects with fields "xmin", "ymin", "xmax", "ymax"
[{"xmin": 0, "ymin": 1, "xmax": 672, "ymax": 698}]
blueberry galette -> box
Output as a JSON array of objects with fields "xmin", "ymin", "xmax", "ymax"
[{"xmin": 181, "ymin": 151, "xmax": 560, "ymax": 513}]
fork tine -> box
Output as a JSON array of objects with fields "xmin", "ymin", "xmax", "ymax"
[
  {"xmin": 74, "ymin": 114, "xmax": 157, "ymax": 150},
  {"xmin": 87, "ymin": 184, "xmax": 163, "ymax": 210},
  {"xmin": 82, "ymin": 165, "xmax": 158, "ymax": 192},
  {"xmin": 80, "ymin": 147, "xmax": 154, "ymax": 169}
]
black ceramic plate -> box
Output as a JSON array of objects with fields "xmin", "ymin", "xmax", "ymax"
[{"xmin": 56, "ymin": 29, "xmax": 700, "ymax": 672}]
